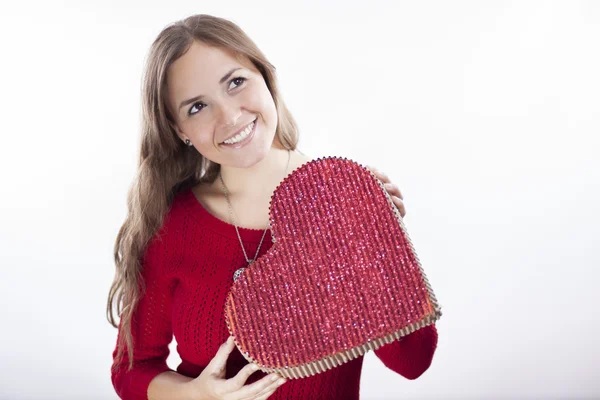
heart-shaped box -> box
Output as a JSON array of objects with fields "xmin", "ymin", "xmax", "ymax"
[{"xmin": 224, "ymin": 156, "xmax": 442, "ymax": 379}]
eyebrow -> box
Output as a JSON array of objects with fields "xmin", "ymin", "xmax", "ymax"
[{"xmin": 178, "ymin": 67, "xmax": 243, "ymax": 112}]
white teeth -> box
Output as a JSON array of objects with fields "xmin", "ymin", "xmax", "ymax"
[{"xmin": 223, "ymin": 121, "xmax": 255, "ymax": 144}]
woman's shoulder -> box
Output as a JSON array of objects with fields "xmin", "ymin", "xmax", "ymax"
[
  {"xmin": 291, "ymin": 150, "xmax": 314, "ymax": 171},
  {"xmin": 147, "ymin": 188, "xmax": 196, "ymax": 244}
]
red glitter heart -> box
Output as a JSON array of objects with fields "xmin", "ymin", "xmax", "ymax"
[{"xmin": 224, "ymin": 156, "xmax": 442, "ymax": 379}]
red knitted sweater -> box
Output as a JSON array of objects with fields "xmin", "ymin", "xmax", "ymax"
[{"xmin": 110, "ymin": 188, "xmax": 439, "ymax": 400}]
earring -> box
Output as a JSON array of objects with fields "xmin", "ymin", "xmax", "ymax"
[{"xmin": 185, "ymin": 139, "xmax": 192, "ymax": 147}]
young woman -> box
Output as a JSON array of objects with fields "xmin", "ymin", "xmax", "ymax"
[{"xmin": 107, "ymin": 14, "xmax": 438, "ymax": 400}]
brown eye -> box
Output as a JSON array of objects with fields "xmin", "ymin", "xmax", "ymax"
[
  {"xmin": 188, "ymin": 102, "xmax": 205, "ymax": 116},
  {"xmin": 229, "ymin": 77, "xmax": 247, "ymax": 90}
]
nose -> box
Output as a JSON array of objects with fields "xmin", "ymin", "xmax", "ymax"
[{"xmin": 216, "ymin": 101, "xmax": 242, "ymax": 128}]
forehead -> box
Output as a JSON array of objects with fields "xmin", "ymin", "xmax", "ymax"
[{"xmin": 167, "ymin": 41, "xmax": 249, "ymax": 93}]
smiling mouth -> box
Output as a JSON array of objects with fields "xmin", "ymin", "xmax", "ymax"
[{"xmin": 220, "ymin": 118, "xmax": 257, "ymax": 145}]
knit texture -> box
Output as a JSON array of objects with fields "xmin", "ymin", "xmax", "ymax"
[{"xmin": 110, "ymin": 188, "xmax": 439, "ymax": 400}]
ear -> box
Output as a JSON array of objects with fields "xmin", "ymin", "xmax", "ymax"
[{"xmin": 169, "ymin": 120, "xmax": 186, "ymax": 143}]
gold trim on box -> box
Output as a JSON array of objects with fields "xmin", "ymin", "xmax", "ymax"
[{"xmin": 234, "ymin": 312, "xmax": 441, "ymax": 379}]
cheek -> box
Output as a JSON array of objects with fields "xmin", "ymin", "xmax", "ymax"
[
  {"xmin": 181, "ymin": 119, "xmax": 215, "ymax": 146},
  {"xmin": 198, "ymin": 127, "xmax": 219, "ymax": 147},
  {"xmin": 251, "ymin": 84, "xmax": 277, "ymax": 124}
]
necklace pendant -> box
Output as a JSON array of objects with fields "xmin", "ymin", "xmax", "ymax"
[{"xmin": 233, "ymin": 267, "xmax": 246, "ymax": 282}]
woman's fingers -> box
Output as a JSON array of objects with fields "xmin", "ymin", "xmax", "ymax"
[
  {"xmin": 366, "ymin": 166, "xmax": 407, "ymax": 217},
  {"xmin": 367, "ymin": 166, "xmax": 403, "ymax": 199},
  {"xmin": 227, "ymin": 362, "xmax": 260, "ymax": 390},
  {"xmin": 206, "ymin": 336, "xmax": 235, "ymax": 376},
  {"xmin": 392, "ymin": 196, "xmax": 406, "ymax": 217},
  {"xmin": 384, "ymin": 183, "xmax": 403, "ymax": 200},
  {"xmin": 254, "ymin": 382, "xmax": 281, "ymax": 400},
  {"xmin": 366, "ymin": 165, "xmax": 390, "ymax": 183},
  {"xmin": 253, "ymin": 375, "xmax": 285, "ymax": 400},
  {"xmin": 236, "ymin": 373, "xmax": 285, "ymax": 399},
  {"xmin": 366, "ymin": 165, "xmax": 385, "ymax": 180}
]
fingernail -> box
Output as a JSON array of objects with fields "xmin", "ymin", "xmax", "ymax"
[
  {"xmin": 277, "ymin": 378, "xmax": 285, "ymax": 385},
  {"xmin": 251, "ymin": 364, "xmax": 258, "ymax": 371},
  {"xmin": 271, "ymin": 374, "xmax": 279, "ymax": 382}
]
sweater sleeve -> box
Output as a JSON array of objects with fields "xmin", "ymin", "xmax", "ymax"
[
  {"xmin": 110, "ymin": 239, "xmax": 176, "ymax": 400},
  {"xmin": 373, "ymin": 324, "xmax": 438, "ymax": 380}
]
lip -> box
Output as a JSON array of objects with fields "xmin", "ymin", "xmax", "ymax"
[
  {"xmin": 220, "ymin": 119, "xmax": 257, "ymax": 148},
  {"xmin": 221, "ymin": 119, "xmax": 257, "ymax": 144}
]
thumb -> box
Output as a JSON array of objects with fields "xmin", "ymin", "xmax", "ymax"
[{"xmin": 206, "ymin": 336, "xmax": 236, "ymax": 375}]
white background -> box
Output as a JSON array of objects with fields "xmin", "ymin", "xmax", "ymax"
[{"xmin": 1, "ymin": 1, "xmax": 598, "ymax": 399}]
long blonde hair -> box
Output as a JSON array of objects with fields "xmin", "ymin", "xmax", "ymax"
[{"xmin": 106, "ymin": 14, "xmax": 300, "ymax": 371}]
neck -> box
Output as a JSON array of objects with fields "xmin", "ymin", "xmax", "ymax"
[{"xmin": 218, "ymin": 145, "xmax": 292, "ymax": 199}]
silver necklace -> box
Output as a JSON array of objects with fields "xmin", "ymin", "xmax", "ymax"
[{"xmin": 219, "ymin": 150, "xmax": 291, "ymax": 282}]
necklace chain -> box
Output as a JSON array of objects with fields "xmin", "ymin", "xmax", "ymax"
[{"xmin": 219, "ymin": 150, "xmax": 291, "ymax": 266}]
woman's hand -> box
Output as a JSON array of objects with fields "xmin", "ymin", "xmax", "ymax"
[
  {"xmin": 186, "ymin": 336, "xmax": 286, "ymax": 400},
  {"xmin": 366, "ymin": 165, "xmax": 406, "ymax": 217}
]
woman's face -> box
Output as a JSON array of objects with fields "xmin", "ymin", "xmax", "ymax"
[{"xmin": 166, "ymin": 41, "xmax": 279, "ymax": 168}]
